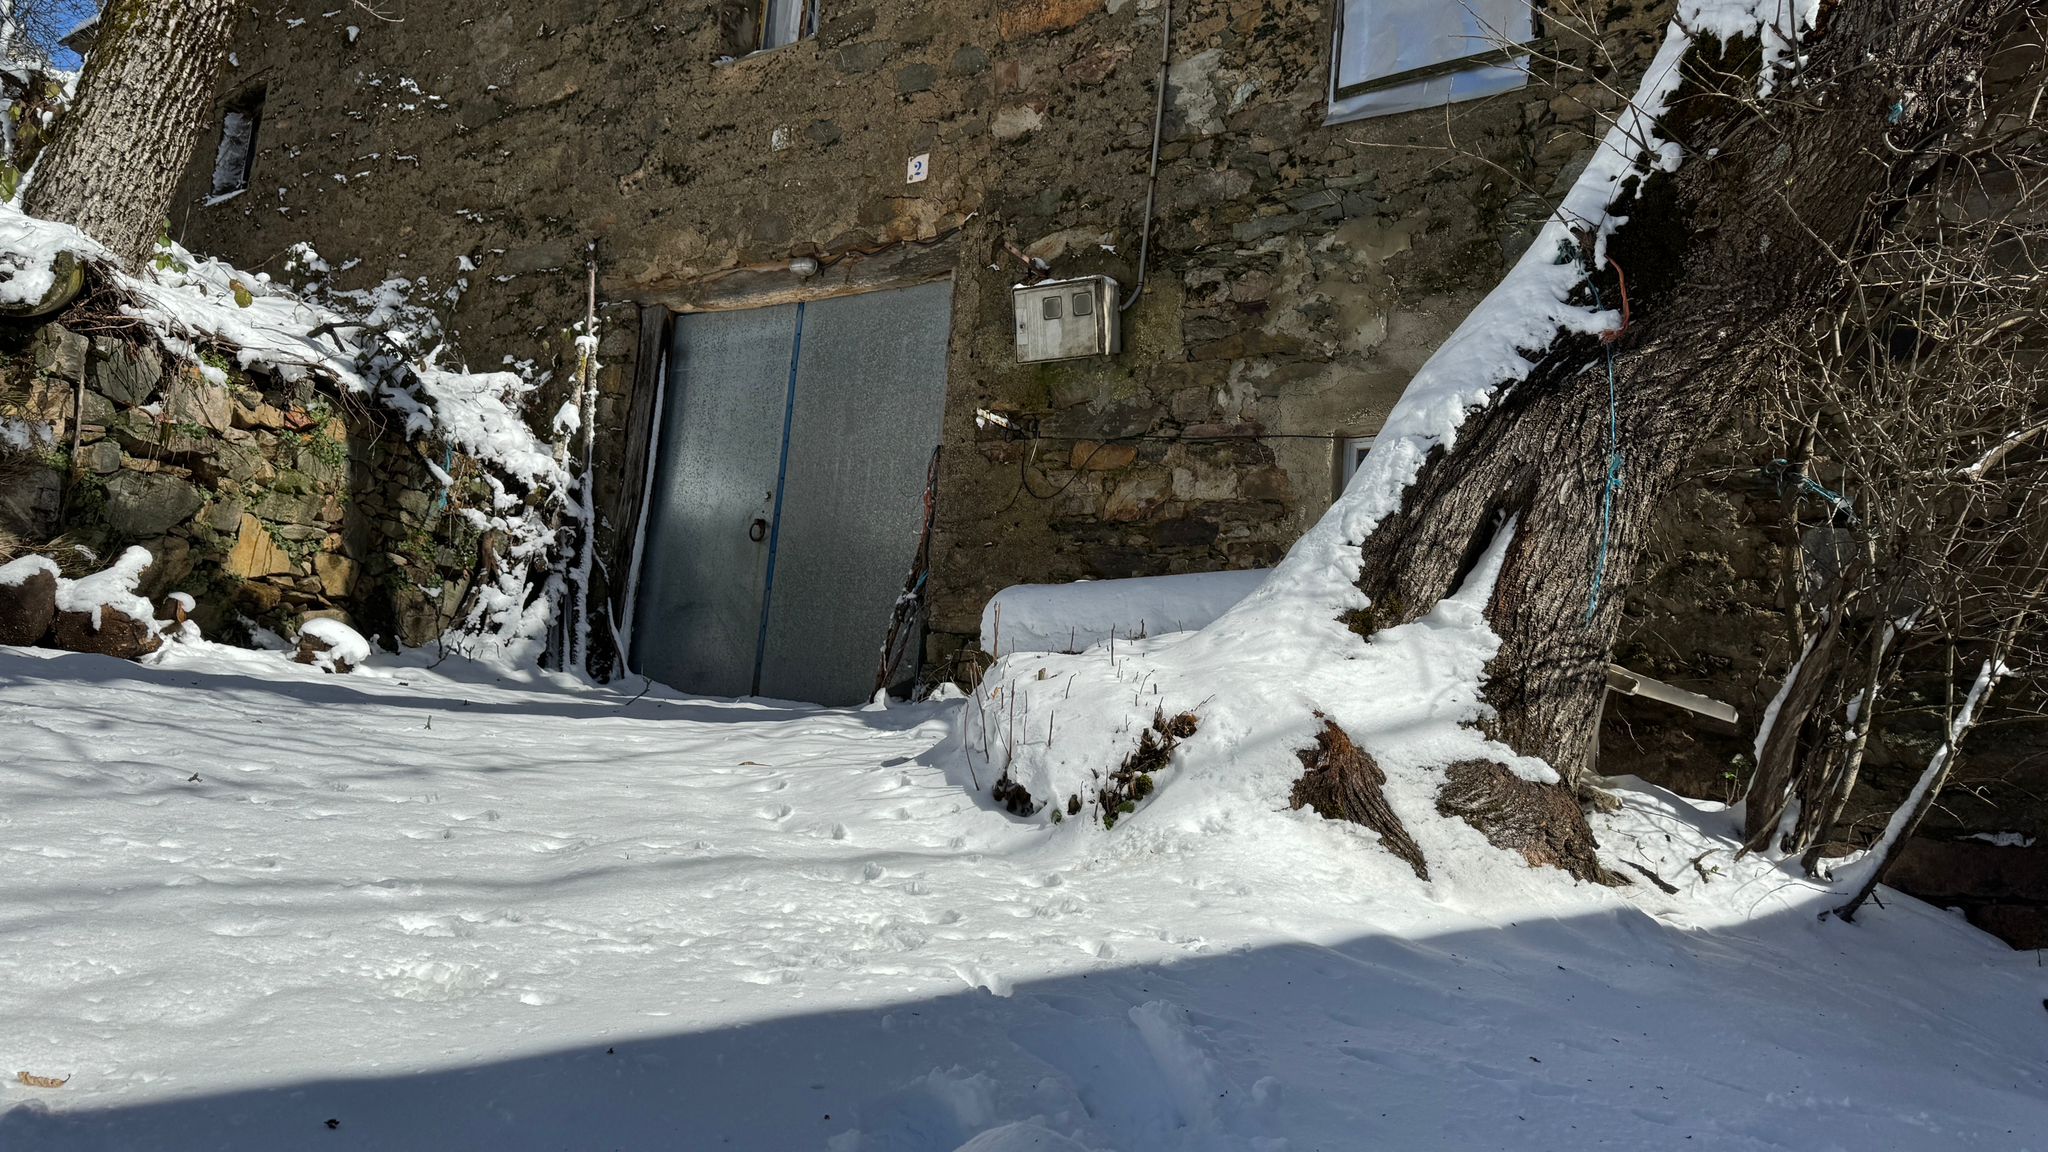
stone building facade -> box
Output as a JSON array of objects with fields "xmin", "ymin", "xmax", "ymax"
[{"xmin": 169, "ymin": 0, "xmax": 1672, "ymax": 692}]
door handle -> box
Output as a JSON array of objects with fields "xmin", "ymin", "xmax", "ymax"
[{"xmin": 749, "ymin": 518, "xmax": 769, "ymax": 543}]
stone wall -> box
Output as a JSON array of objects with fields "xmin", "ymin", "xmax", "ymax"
[
  {"xmin": 169, "ymin": 0, "xmax": 1674, "ymax": 678},
  {"xmin": 0, "ymin": 311, "xmax": 479, "ymax": 648}
]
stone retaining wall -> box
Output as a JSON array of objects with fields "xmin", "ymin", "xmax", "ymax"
[{"xmin": 0, "ymin": 313, "xmax": 480, "ymax": 648}]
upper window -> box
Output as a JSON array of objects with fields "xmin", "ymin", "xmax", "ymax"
[
  {"xmin": 1328, "ymin": 1, "xmax": 1534, "ymax": 124},
  {"xmin": 208, "ymin": 87, "xmax": 265, "ymax": 202},
  {"xmin": 721, "ymin": 0, "xmax": 818, "ymax": 56}
]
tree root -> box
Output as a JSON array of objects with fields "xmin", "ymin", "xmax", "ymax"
[
  {"xmin": 1290, "ymin": 718, "xmax": 1430, "ymax": 881},
  {"xmin": 1624, "ymin": 860, "xmax": 1680, "ymax": 894},
  {"xmin": 1435, "ymin": 759, "xmax": 1626, "ymax": 886}
]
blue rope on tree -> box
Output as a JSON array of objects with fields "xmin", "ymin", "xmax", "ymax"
[
  {"xmin": 1765, "ymin": 458, "xmax": 1858, "ymax": 523},
  {"xmin": 427, "ymin": 445, "xmax": 457, "ymax": 518}
]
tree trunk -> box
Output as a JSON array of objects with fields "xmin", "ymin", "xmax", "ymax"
[
  {"xmin": 1349, "ymin": 0, "xmax": 2019, "ymax": 788},
  {"xmin": 1791, "ymin": 609, "xmax": 1895, "ymax": 870},
  {"xmin": 1834, "ymin": 656, "xmax": 2004, "ymax": 920},
  {"xmin": 23, "ymin": 0, "xmax": 246, "ymax": 267},
  {"xmin": 1742, "ymin": 612, "xmax": 1843, "ymax": 851}
]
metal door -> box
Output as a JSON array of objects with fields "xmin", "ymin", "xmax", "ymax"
[
  {"xmin": 630, "ymin": 282, "xmax": 951, "ymax": 705},
  {"xmin": 757, "ymin": 281, "xmax": 953, "ymax": 705},
  {"xmin": 630, "ymin": 305, "xmax": 799, "ymax": 697}
]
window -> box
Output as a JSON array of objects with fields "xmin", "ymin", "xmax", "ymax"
[
  {"xmin": 1328, "ymin": 0, "xmax": 1534, "ymax": 124},
  {"xmin": 720, "ymin": 0, "xmax": 818, "ymax": 56},
  {"xmin": 1070, "ymin": 292, "xmax": 1093, "ymax": 318},
  {"xmin": 759, "ymin": 0, "xmax": 816, "ymax": 49},
  {"xmin": 1042, "ymin": 295, "xmax": 1062, "ymax": 321},
  {"xmin": 208, "ymin": 87, "xmax": 265, "ymax": 201},
  {"xmin": 1338, "ymin": 435, "xmax": 1377, "ymax": 495}
]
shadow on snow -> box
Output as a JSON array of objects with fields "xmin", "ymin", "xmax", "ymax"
[{"xmin": 4, "ymin": 903, "xmax": 2044, "ymax": 1152}]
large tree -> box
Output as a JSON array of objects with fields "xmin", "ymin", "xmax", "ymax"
[
  {"xmin": 24, "ymin": 0, "xmax": 246, "ymax": 267},
  {"xmin": 1345, "ymin": 0, "xmax": 2026, "ymax": 791},
  {"xmin": 976, "ymin": 0, "xmax": 2037, "ymax": 880}
]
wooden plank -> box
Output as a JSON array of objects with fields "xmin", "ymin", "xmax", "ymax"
[
  {"xmin": 642, "ymin": 239, "xmax": 958, "ymax": 314},
  {"xmin": 604, "ymin": 304, "xmax": 673, "ymax": 645},
  {"xmin": 1606, "ymin": 664, "xmax": 1741, "ymax": 727}
]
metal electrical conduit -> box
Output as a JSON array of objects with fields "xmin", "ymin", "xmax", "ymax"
[{"xmin": 1122, "ymin": 0, "xmax": 1172, "ymax": 314}]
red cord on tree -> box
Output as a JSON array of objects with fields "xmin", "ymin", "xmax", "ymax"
[{"xmin": 1602, "ymin": 257, "xmax": 1631, "ymax": 344}]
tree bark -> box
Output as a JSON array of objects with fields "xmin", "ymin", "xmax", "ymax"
[
  {"xmin": 23, "ymin": 0, "xmax": 246, "ymax": 267},
  {"xmin": 1742, "ymin": 613, "xmax": 1843, "ymax": 851},
  {"xmin": 1349, "ymin": 0, "xmax": 2020, "ymax": 788},
  {"xmin": 1790, "ymin": 608, "xmax": 1895, "ymax": 870}
]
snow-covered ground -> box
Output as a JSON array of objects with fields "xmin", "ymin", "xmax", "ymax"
[{"xmin": 2, "ymin": 643, "xmax": 2044, "ymax": 1151}]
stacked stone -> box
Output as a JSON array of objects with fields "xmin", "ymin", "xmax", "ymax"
[{"xmin": 0, "ymin": 316, "xmax": 478, "ymax": 647}]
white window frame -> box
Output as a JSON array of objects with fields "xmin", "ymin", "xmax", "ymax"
[
  {"xmin": 1326, "ymin": 1, "xmax": 1536, "ymax": 125},
  {"xmin": 756, "ymin": 0, "xmax": 818, "ymax": 52},
  {"xmin": 1339, "ymin": 435, "xmax": 1377, "ymax": 495}
]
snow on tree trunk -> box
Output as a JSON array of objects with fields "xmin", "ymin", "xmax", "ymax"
[
  {"xmin": 1346, "ymin": 0, "xmax": 2021, "ymax": 787},
  {"xmin": 23, "ymin": 0, "xmax": 246, "ymax": 268},
  {"xmin": 1831, "ymin": 658, "xmax": 2004, "ymax": 921},
  {"xmin": 967, "ymin": 0, "xmax": 2024, "ymax": 889}
]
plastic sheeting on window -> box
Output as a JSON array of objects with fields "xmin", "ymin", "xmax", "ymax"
[
  {"xmin": 1327, "ymin": 0, "xmax": 1534, "ymax": 124},
  {"xmin": 761, "ymin": 0, "xmax": 813, "ymax": 50}
]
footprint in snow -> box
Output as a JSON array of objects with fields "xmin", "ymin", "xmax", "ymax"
[
  {"xmin": 391, "ymin": 913, "xmax": 472, "ymax": 938},
  {"xmin": 374, "ymin": 960, "xmax": 499, "ymax": 1002},
  {"xmin": 1458, "ymin": 1059, "xmax": 1520, "ymax": 1082},
  {"xmin": 736, "ymin": 968, "xmax": 801, "ymax": 987},
  {"xmin": 528, "ymin": 837, "xmax": 590, "ymax": 854},
  {"xmin": 208, "ymin": 918, "xmax": 291, "ymax": 938}
]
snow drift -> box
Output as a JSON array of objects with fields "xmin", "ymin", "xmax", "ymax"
[{"xmin": 1, "ymin": 636, "xmax": 2041, "ymax": 1151}]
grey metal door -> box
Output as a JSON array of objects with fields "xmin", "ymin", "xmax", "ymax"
[
  {"xmin": 631, "ymin": 305, "xmax": 799, "ymax": 697},
  {"xmin": 631, "ymin": 282, "xmax": 951, "ymax": 705},
  {"xmin": 757, "ymin": 281, "xmax": 953, "ymax": 705}
]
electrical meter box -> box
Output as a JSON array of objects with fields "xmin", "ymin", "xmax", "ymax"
[{"xmin": 1013, "ymin": 276, "xmax": 1122, "ymax": 363}]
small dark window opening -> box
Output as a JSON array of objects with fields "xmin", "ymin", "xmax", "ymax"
[
  {"xmin": 1070, "ymin": 292, "xmax": 1093, "ymax": 318},
  {"xmin": 1041, "ymin": 295, "xmax": 1062, "ymax": 321},
  {"xmin": 209, "ymin": 87, "xmax": 265, "ymax": 200}
]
